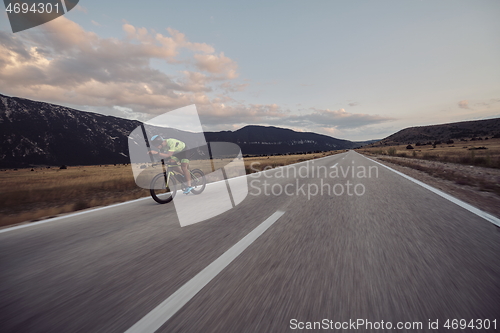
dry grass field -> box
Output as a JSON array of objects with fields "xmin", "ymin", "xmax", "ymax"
[
  {"xmin": 358, "ymin": 137, "xmax": 500, "ymax": 169},
  {"xmin": 356, "ymin": 138, "xmax": 500, "ymax": 207},
  {"xmin": 0, "ymin": 150, "xmax": 342, "ymax": 227}
]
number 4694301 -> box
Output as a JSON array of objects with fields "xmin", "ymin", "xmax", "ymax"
[{"xmin": 5, "ymin": 2, "xmax": 61, "ymax": 14}]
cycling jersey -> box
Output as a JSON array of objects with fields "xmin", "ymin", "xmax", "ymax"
[
  {"xmin": 161, "ymin": 138, "xmax": 189, "ymax": 163},
  {"xmin": 163, "ymin": 138, "xmax": 185, "ymax": 153}
]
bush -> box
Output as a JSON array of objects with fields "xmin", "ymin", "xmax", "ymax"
[
  {"xmin": 446, "ymin": 140, "xmax": 454, "ymax": 144},
  {"xmin": 406, "ymin": 145, "xmax": 414, "ymax": 149},
  {"xmin": 387, "ymin": 147, "xmax": 397, "ymax": 156},
  {"xmin": 60, "ymin": 165, "xmax": 67, "ymax": 169}
]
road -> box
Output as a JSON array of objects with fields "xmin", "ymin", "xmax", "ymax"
[{"xmin": 1, "ymin": 151, "xmax": 499, "ymax": 332}]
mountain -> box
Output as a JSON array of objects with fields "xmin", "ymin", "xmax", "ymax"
[
  {"xmin": 203, "ymin": 126, "xmax": 361, "ymax": 156},
  {"xmin": 372, "ymin": 118, "xmax": 500, "ymax": 146},
  {"xmin": 0, "ymin": 94, "xmax": 141, "ymax": 168},
  {"xmin": 0, "ymin": 93, "xmax": 365, "ymax": 168}
]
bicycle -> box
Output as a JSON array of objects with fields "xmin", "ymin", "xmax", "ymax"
[{"xmin": 149, "ymin": 158, "xmax": 206, "ymax": 204}]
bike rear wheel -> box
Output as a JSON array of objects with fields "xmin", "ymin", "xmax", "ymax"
[
  {"xmin": 150, "ymin": 173, "xmax": 178, "ymax": 204},
  {"xmin": 189, "ymin": 169, "xmax": 206, "ymax": 195}
]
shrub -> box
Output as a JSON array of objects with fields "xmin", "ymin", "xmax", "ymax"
[
  {"xmin": 60, "ymin": 165, "xmax": 67, "ymax": 169},
  {"xmin": 406, "ymin": 145, "xmax": 414, "ymax": 149},
  {"xmin": 387, "ymin": 147, "xmax": 397, "ymax": 156}
]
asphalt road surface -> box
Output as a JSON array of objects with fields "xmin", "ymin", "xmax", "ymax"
[{"xmin": 1, "ymin": 151, "xmax": 499, "ymax": 332}]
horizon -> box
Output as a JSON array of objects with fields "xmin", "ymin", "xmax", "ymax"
[
  {"xmin": 3, "ymin": 91, "xmax": 500, "ymax": 142},
  {"xmin": 1, "ymin": 1, "xmax": 499, "ymax": 140}
]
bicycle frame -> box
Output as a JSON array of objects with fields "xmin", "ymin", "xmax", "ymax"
[{"xmin": 160, "ymin": 158, "xmax": 202, "ymax": 190}]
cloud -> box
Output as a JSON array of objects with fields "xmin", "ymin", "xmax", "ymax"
[
  {"xmin": 197, "ymin": 104, "xmax": 394, "ymax": 133},
  {"xmin": 0, "ymin": 17, "xmax": 239, "ymax": 115},
  {"xmin": 194, "ymin": 52, "xmax": 238, "ymax": 79},
  {"xmin": 458, "ymin": 100, "xmax": 469, "ymax": 109},
  {"xmin": 198, "ymin": 102, "xmax": 289, "ymax": 126},
  {"xmin": 91, "ymin": 20, "xmax": 102, "ymax": 27},
  {"xmin": 474, "ymin": 98, "xmax": 500, "ymax": 108},
  {"xmin": 277, "ymin": 108, "xmax": 395, "ymax": 129},
  {"xmin": 0, "ymin": 18, "xmax": 394, "ymax": 136},
  {"xmin": 75, "ymin": 5, "xmax": 88, "ymax": 13},
  {"xmin": 348, "ymin": 102, "xmax": 358, "ymax": 107}
]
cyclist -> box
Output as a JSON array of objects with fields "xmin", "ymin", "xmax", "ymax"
[{"xmin": 149, "ymin": 135, "xmax": 194, "ymax": 194}]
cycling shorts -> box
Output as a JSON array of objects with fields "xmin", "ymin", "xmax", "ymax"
[{"xmin": 171, "ymin": 150, "xmax": 189, "ymax": 164}]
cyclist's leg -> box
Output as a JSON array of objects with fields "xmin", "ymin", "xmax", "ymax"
[
  {"xmin": 175, "ymin": 151, "xmax": 191, "ymax": 187},
  {"xmin": 169, "ymin": 156, "xmax": 183, "ymax": 174},
  {"xmin": 181, "ymin": 161, "xmax": 191, "ymax": 186}
]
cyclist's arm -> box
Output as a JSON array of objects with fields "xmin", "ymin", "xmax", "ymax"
[{"xmin": 150, "ymin": 150, "xmax": 175, "ymax": 158}]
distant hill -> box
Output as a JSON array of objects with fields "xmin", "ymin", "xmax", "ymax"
[
  {"xmin": 0, "ymin": 94, "xmax": 369, "ymax": 168},
  {"xmin": 373, "ymin": 118, "xmax": 500, "ymax": 146},
  {"xmin": 204, "ymin": 126, "xmax": 362, "ymax": 155}
]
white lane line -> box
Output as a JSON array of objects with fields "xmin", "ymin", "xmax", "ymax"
[
  {"xmin": 330, "ymin": 163, "xmax": 338, "ymax": 168},
  {"xmin": 125, "ymin": 210, "xmax": 286, "ymax": 333},
  {"xmin": 359, "ymin": 153, "xmax": 500, "ymax": 227}
]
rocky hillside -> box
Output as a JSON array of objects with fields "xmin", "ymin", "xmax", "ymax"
[
  {"xmin": 373, "ymin": 118, "xmax": 500, "ymax": 146},
  {"xmin": 0, "ymin": 94, "xmax": 141, "ymax": 168}
]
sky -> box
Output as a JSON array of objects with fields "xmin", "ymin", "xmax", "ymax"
[{"xmin": 1, "ymin": 0, "xmax": 499, "ymax": 140}]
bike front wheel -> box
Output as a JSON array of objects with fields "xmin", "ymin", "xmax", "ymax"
[
  {"xmin": 150, "ymin": 173, "xmax": 178, "ymax": 204},
  {"xmin": 189, "ymin": 169, "xmax": 206, "ymax": 195}
]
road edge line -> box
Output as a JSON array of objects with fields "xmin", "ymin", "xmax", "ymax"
[{"xmin": 358, "ymin": 152, "xmax": 500, "ymax": 227}]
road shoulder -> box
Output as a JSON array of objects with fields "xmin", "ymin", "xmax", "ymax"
[{"xmin": 359, "ymin": 154, "xmax": 500, "ymax": 219}]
